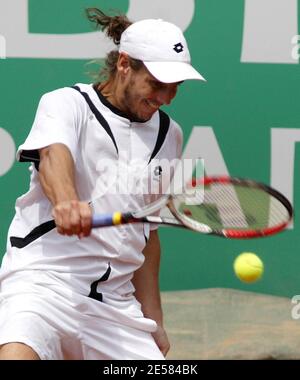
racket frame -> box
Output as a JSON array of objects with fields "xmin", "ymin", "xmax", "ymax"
[
  {"xmin": 92, "ymin": 176, "xmax": 293, "ymax": 239},
  {"xmin": 181, "ymin": 176, "xmax": 293, "ymax": 238}
]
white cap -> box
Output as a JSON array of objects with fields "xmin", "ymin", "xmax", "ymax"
[{"xmin": 119, "ymin": 19, "xmax": 206, "ymax": 84}]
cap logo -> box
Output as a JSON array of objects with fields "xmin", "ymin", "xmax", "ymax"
[
  {"xmin": 173, "ymin": 42, "xmax": 184, "ymax": 53},
  {"xmin": 154, "ymin": 165, "xmax": 162, "ymax": 176}
]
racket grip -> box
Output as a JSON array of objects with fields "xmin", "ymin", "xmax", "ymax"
[{"xmin": 92, "ymin": 212, "xmax": 123, "ymax": 228}]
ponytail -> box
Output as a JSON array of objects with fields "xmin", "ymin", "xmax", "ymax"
[{"xmin": 86, "ymin": 8, "xmax": 132, "ymax": 45}]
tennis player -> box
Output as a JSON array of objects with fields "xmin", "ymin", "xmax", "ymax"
[{"xmin": 0, "ymin": 9, "xmax": 205, "ymax": 359}]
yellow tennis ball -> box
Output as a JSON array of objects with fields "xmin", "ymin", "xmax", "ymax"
[{"xmin": 233, "ymin": 252, "xmax": 264, "ymax": 283}]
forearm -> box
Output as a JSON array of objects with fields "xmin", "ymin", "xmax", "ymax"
[
  {"xmin": 134, "ymin": 268, "xmax": 163, "ymax": 326},
  {"xmin": 133, "ymin": 229, "xmax": 170, "ymax": 356},
  {"xmin": 133, "ymin": 230, "xmax": 163, "ymax": 326},
  {"xmin": 38, "ymin": 143, "xmax": 79, "ymax": 205},
  {"xmin": 38, "ymin": 143, "xmax": 91, "ymax": 237}
]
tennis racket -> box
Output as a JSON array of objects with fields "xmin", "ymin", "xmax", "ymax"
[{"xmin": 91, "ymin": 176, "xmax": 293, "ymax": 239}]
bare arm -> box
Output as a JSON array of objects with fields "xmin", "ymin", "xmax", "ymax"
[
  {"xmin": 38, "ymin": 143, "xmax": 91, "ymax": 237},
  {"xmin": 132, "ymin": 229, "xmax": 170, "ymax": 356}
]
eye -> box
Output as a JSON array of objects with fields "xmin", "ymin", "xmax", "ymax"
[{"xmin": 150, "ymin": 80, "xmax": 162, "ymax": 90}]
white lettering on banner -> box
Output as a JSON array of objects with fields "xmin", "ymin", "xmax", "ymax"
[
  {"xmin": 0, "ymin": 0, "xmax": 112, "ymax": 59},
  {"xmin": 127, "ymin": 0, "xmax": 194, "ymax": 30},
  {"xmin": 0, "ymin": 0, "xmax": 298, "ymax": 62},
  {"xmin": 291, "ymin": 35, "xmax": 300, "ymax": 60},
  {"xmin": 241, "ymin": 0, "xmax": 299, "ymax": 63},
  {"xmin": 179, "ymin": 127, "xmax": 246, "ymax": 225},
  {"xmin": 182, "ymin": 127, "xmax": 229, "ymax": 176},
  {"xmin": 160, "ymin": 127, "xmax": 229, "ymax": 218},
  {"xmin": 0, "ymin": 0, "xmax": 194, "ymax": 59},
  {"xmin": 0, "ymin": 128, "xmax": 16, "ymax": 176},
  {"xmin": 176, "ymin": 127, "xmax": 296, "ymax": 230},
  {"xmin": 271, "ymin": 129, "xmax": 300, "ymax": 228},
  {"xmin": 0, "ymin": 34, "xmax": 6, "ymax": 59}
]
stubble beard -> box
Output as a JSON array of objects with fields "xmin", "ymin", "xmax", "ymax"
[{"xmin": 123, "ymin": 81, "xmax": 149, "ymax": 122}]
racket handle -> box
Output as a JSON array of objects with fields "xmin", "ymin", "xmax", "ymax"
[{"xmin": 92, "ymin": 212, "xmax": 124, "ymax": 227}]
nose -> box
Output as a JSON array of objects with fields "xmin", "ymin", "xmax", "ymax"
[{"xmin": 156, "ymin": 85, "xmax": 177, "ymax": 105}]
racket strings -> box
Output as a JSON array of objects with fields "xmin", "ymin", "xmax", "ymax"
[
  {"xmin": 176, "ymin": 182, "xmax": 290, "ymax": 231},
  {"xmin": 203, "ymin": 184, "xmax": 248, "ymax": 228},
  {"xmin": 268, "ymin": 197, "xmax": 290, "ymax": 226}
]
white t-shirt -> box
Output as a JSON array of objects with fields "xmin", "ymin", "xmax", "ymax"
[{"xmin": 1, "ymin": 83, "xmax": 182, "ymax": 307}]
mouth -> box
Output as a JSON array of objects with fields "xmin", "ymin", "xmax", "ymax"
[{"xmin": 145, "ymin": 99, "xmax": 161, "ymax": 111}]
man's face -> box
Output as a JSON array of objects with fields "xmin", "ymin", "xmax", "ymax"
[{"xmin": 120, "ymin": 65, "xmax": 181, "ymax": 122}]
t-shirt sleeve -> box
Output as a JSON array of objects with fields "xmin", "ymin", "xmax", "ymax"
[{"xmin": 16, "ymin": 87, "xmax": 84, "ymax": 165}]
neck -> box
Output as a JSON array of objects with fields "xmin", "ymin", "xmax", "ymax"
[{"xmin": 96, "ymin": 81, "xmax": 121, "ymax": 109}]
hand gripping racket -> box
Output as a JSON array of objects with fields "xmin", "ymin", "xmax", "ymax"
[{"xmin": 92, "ymin": 176, "xmax": 293, "ymax": 239}]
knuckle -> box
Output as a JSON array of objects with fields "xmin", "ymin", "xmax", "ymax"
[{"xmin": 70, "ymin": 200, "xmax": 79, "ymax": 209}]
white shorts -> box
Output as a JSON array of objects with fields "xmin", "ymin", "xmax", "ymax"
[{"xmin": 0, "ymin": 271, "xmax": 165, "ymax": 360}]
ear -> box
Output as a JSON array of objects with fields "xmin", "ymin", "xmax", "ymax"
[{"xmin": 117, "ymin": 52, "xmax": 131, "ymax": 76}]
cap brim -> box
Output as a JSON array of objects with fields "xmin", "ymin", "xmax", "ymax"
[{"xmin": 144, "ymin": 61, "xmax": 206, "ymax": 83}]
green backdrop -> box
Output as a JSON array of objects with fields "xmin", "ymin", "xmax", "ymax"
[{"xmin": 0, "ymin": 0, "xmax": 299, "ymax": 297}]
